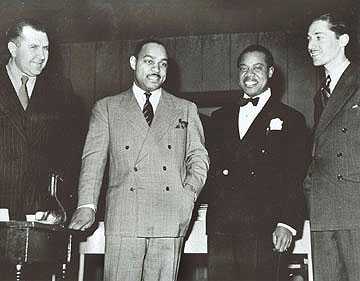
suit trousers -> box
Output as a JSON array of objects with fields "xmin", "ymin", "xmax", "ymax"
[
  {"xmin": 208, "ymin": 233, "xmax": 288, "ymax": 281},
  {"xmin": 104, "ymin": 236, "xmax": 184, "ymax": 281},
  {"xmin": 312, "ymin": 229, "xmax": 360, "ymax": 281}
]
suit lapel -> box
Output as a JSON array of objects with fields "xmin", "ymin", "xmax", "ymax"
[
  {"xmin": 315, "ymin": 64, "xmax": 358, "ymax": 139},
  {"xmin": 135, "ymin": 90, "xmax": 182, "ymax": 164},
  {"xmin": 241, "ymin": 96, "xmax": 277, "ymax": 142},
  {"xmin": 122, "ymin": 89, "xmax": 151, "ymax": 138},
  {"xmin": 0, "ymin": 67, "xmax": 27, "ymax": 140}
]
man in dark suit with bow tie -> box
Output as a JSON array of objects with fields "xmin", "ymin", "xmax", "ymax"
[
  {"xmin": 206, "ymin": 45, "xmax": 309, "ymax": 281},
  {"xmin": 304, "ymin": 13, "xmax": 360, "ymax": 281}
]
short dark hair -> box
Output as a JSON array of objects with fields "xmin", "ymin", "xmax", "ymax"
[
  {"xmin": 133, "ymin": 39, "xmax": 167, "ymax": 59},
  {"xmin": 6, "ymin": 18, "xmax": 48, "ymax": 44},
  {"xmin": 237, "ymin": 44, "xmax": 274, "ymax": 68},
  {"xmin": 311, "ymin": 13, "xmax": 349, "ymax": 38}
]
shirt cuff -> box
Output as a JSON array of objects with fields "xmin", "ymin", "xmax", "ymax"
[
  {"xmin": 277, "ymin": 223, "xmax": 297, "ymax": 236},
  {"xmin": 78, "ymin": 204, "xmax": 96, "ymax": 212}
]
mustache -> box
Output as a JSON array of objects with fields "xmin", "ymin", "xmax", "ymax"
[
  {"xmin": 243, "ymin": 77, "xmax": 258, "ymax": 83},
  {"xmin": 147, "ymin": 73, "xmax": 161, "ymax": 78}
]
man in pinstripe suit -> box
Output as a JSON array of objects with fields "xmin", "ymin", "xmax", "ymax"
[
  {"xmin": 0, "ymin": 19, "xmax": 81, "ymax": 221},
  {"xmin": 1, "ymin": 18, "xmax": 83, "ymax": 281},
  {"xmin": 304, "ymin": 13, "xmax": 360, "ymax": 281},
  {"xmin": 69, "ymin": 39, "xmax": 209, "ymax": 281}
]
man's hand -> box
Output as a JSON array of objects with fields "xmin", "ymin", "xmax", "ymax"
[
  {"xmin": 68, "ymin": 207, "xmax": 96, "ymax": 231},
  {"xmin": 272, "ymin": 225, "xmax": 292, "ymax": 252}
]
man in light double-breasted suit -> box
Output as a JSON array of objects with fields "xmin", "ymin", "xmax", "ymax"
[
  {"xmin": 305, "ymin": 13, "xmax": 360, "ymax": 281},
  {"xmin": 69, "ymin": 39, "xmax": 209, "ymax": 281}
]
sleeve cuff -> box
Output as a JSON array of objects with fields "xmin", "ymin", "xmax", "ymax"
[
  {"xmin": 277, "ymin": 222, "xmax": 297, "ymax": 236},
  {"xmin": 78, "ymin": 204, "xmax": 96, "ymax": 212}
]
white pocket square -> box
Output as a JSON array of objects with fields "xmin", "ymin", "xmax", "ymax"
[{"xmin": 352, "ymin": 104, "xmax": 359, "ymax": 109}]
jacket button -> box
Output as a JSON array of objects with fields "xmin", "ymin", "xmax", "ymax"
[
  {"xmin": 125, "ymin": 145, "xmax": 130, "ymax": 149},
  {"xmin": 261, "ymin": 149, "xmax": 266, "ymax": 154},
  {"xmin": 250, "ymin": 171, "xmax": 256, "ymax": 176},
  {"xmin": 163, "ymin": 166, "xmax": 167, "ymax": 171},
  {"xmin": 166, "ymin": 186, "xmax": 170, "ymax": 191},
  {"xmin": 222, "ymin": 169, "xmax": 229, "ymax": 176},
  {"xmin": 337, "ymin": 152, "xmax": 343, "ymax": 157},
  {"xmin": 342, "ymin": 128, "xmax": 348, "ymax": 133},
  {"xmin": 134, "ymin": 167, "xmax": 138, "ymax": 172},
  {"xmin": 168, "ymin": 145, "xmax": 172, "ymax": 149},
  {"xmin": 130, "ymin": 187, "xmax": 135, "ymax": 191},
  {"xmin": 337, "ymin": 174, "xmax": 344, "ymax": 181}
]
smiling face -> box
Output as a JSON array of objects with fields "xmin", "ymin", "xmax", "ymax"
[
  {"xmin": 130, "ymin": 42, "xmax": 168, "ymax": 92},
  {"xmin": 238, "ymin": 50, "xmax": 274, "ymax": 97},
  {"xmin": 307, "ymin": 19, "xmax": 348, "ymax": 68},
  {"xmin": 8, "ymin": 25, "xmax": 49, "ymax": 77}
]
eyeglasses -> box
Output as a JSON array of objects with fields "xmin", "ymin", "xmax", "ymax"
[{"xmin": 238, "ymin": 63, "xmax": 267, "ymax": 74}]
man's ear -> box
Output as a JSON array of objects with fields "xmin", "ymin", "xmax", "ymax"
[
  {"xmin": 7, "ymin": 41, "xmax": 17, "ymax": 57},
  {"xmin": 129, "ymin": 56, "xmax": 137, "ymax": 71},
  {"xmin": 268, "ymin": 66, "xmax": 274, "ymax": 79},
  {"xmin": 339, "ymin": 34, "xmax": 349, "ymax": 48}
]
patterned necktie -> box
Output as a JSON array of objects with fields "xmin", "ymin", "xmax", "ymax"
[
  {"xmin": 314, "ymin": 75, "xmax": 331, "ymax": 127},
  {"xmin": 321, "ymin": 75, "xmax": 331, "ymax": 105},
  {"xmin": 239, "ymin": 96, "xmax": 259, "ymax": 107},
  {"xmin": 143, "ymin": 92, "xmax": 154, "ymax": 126},
  {"xmin": 18, "ymin": 75, "xmax": 29, "ymax": 110}
]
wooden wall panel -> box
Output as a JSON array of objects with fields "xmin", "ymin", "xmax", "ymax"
[
  {"xmin": 161, "ymin": 37, "xmax": 179, "ymax": 93},
  {"xmin": 202, "ymin": 33, "xmax": 230, "ymax": 92},
  {"xmin": 58, "ymin": 43, "xmax": 71, "ymax": 79},
  {"xmin": 69, "ymin": 42, "xmax": 96, "ymax": 113},
  {"xmin": 287, "ymin": 32, "xmax": 317, "ymax": 127},
  {"xmin": 95, "ymin": 41, "xmax": 121, "ymax": 101},
  {"xmin": 230, "ymin": 33, "xmax": 258, "ymax": 90},
  {"xmin": 120, "ymin": 40, "xmax": 134, "ymax": 92},
  {"xmin": 175, "ymin": 36, "xmax": 203, "ymax": 93},
  {"xmin": 258, "ymin": 32, "xmax": 288, "ymax": 103},
  {"xmin": 61, "ymin": 30, "xmax": 317, "ymax": 125}
]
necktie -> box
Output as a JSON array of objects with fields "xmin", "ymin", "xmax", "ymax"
[
  {"xmin": 239, "ymin": 96, "xmax": 259, "ymax": 107},
  {"xmin": 18, "ymin": 75, "xmax": 29, "ymax": 110},
  {"xmin": 321, "ymin": 75, "xmax": 331, "ymax": 105},
  {"xmin": 143, "ymin": 92, "xmax": 154, "ymax": 126},
  {"xmin": 314, "ymin": 75, "xmax": 331, "ymax": 127}
]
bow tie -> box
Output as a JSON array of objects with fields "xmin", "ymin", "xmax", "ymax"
[{"xmin": 239, "ymin": 97, "xmax": 260, "ymax": 107}]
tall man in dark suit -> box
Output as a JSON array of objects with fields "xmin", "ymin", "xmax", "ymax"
[
  {"xmin": 69, "ymin": 39, "xmax": 209, "ymax": 281},
  {"xmin": 304, "ymin": 13, "xmax": 360, "ymax": 281},
  {"xmin": 207, "ymin": 45, "xmax": 309, "ymax": 281},
  {"xmin": 0, "ymin": 19, "xmax": 82, "ymax": 221}
]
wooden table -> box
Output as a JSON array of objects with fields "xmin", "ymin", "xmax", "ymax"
[{"xmin": 0, "ymin": 221, "xmax": 78, "ymax": 281}]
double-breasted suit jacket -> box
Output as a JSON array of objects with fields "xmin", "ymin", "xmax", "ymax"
[
  {"xmin": 0, "ymin": 66, "xmax": 82, "ymax": 220},
  {"xmin": 304, "ymin": 63, "xmax": 360, "ymax": 231},
  {"xmin": 77, "ymin": 89, "xmax": 209, "ymax": 237},
  {"xmin": 207, "ymin": 95, "xmax": 309, "ymax": 236}
]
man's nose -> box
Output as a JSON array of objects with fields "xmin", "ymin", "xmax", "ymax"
[{"xmin": 152, "ymin": 64, "xmax": 160, "ymax": 73}]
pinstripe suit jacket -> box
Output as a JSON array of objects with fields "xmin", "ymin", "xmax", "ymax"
[
  {"xmin": 304, "ymin": 63, "xmax": 360, "ymax": 230},
  {"xmin": 0, "ymin": 66, "xmax": 82, "ymax": 220},
  {"xmin": 77, "ymin": 88, "xmax": 209, "ymax": 237}
]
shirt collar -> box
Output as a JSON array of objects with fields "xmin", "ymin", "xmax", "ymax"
[
  {"xmin": 6, "ymin": 59, "xmax": 36, "ymax": 88},
  {"xmin": 325, "ymin": 59, "xmax": 350, "ymax": 88},
  {"xmin": 132, "ymin": 82, "xmax": 162, "ymax": 98}
]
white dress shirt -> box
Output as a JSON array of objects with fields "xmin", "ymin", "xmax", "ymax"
[
  {"xmin": 132, "ymin": 83, "xmax": 162, "ymax": 112},
  {"xmin": 238, "ymin": 88, "xmax": 271, "ymax": 139},
  {"xmin": 6, "ymin": 60, "xmax": 36, "ymax": 98},
  {"xmin": 325, "ymin": 59, "xmax": 350, "ymax": 94}
]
